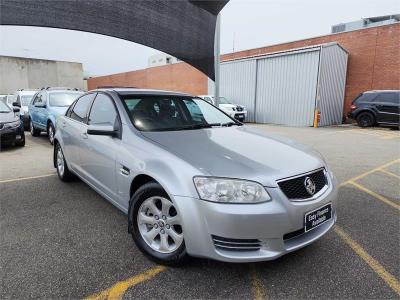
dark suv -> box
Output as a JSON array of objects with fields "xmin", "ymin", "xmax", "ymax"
[{"xmin": 347, "ymin": 90, "xmax": 400, "ymax": 128}]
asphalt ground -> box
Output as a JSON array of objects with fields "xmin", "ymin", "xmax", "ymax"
[{"xmin": 0, "ymin": 125, "xmax": 399, "ymax": 299}]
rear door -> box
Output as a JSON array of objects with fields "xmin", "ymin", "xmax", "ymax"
[
  {"xmin": 374, "ymin": 92, "xmax": 400, "ymax": 124},
  {"xmin": 61, "ymin": 93, "xmax": 95, "ymax": 172}
]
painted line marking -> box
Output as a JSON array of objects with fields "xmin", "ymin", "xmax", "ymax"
[
  {"xmin": 85, "ymin": 265, "xmax": 166, "ymax": 300},
  {"xmin": 334, "ymin": 226, "xmax": 400, "ymax": 296},
  {"xmin": 347, "ymin": 181, "xmax": 400, "ymax": 211},
  {"xmin": 249, "ymin": 264, "xmax": 267, "ymax": 300},
  {"xmin": 378, "ymin": 168, "xmax": 400, "ymax": 180},
  {"xmin": 339, "ymin": 159, "xmax": 400, "ymax": 187},
  {"xmin": 0, "ymin": 173, "xmax": 56, "ymax": 184}
]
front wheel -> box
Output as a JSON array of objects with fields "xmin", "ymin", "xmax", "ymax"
[
  {"xmin": 15, "ymin": 131, "xmax": 25, "ymax": 147},
  {"xmin": 30, "ymin": 120, "xmax": 40, "ymax": 137},
  {"xmin": 129, "ymin": 182, "xmax": 188, "ymax": 265}
]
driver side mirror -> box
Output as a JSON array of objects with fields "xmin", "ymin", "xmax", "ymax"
[
  {"xmin": 13, "ymin": 107, "xmax": 20, "ymax": 113},
  {"xmin": 87, "ymin": 124, "xmax": 118, "ymax": 137},
  {"xmin": 12, "ymin": 101, "xmax": 21, "ymax": 107}
]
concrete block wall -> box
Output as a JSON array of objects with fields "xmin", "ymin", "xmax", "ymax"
[{"xmin": 0, "ymin": 56, "xmax": 84, "ymax": 94}]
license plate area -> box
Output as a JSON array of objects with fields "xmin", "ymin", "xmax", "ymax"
[{"xmin": 304, "ymin": 203, "xmax": 332, "ymax": 232}]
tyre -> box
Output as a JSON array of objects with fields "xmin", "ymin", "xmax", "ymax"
[
  {"xmin": 30, "ymin": 120, "xmax": 41, "ymax": 137},
  {"xmin": 16, "ymin": 132, "xmax": 25, "ymax": 147},
  {"xmin": 55, "ymin": 143, "xmax": 74, "ymax": 181},
  {"xmin": 129, "ymin": 182, "xmax": 187, "ymax": 265},
  {"xmin": 356, "ymin": 112, "xmax": 375, "ymax": 128},
  {"xmin": 48, "ymin": 122, "xmax": 55, "ymax": 145}
]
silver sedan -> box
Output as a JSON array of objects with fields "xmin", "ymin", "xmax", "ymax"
[{"xmin": 54, "ymin": 88, "xmax": 338, "ymax": 264}]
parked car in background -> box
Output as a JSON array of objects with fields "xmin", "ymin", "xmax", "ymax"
[
  {"xmin": 29, "ymin": 87, "xmax": 84, "ymax": 144},
  {"xmin": 198, "ymin": 95, "xmax": 247, "ymax": 122},
  {"xmin": 9, "ymin": 89, "xmax": 38, "ymax": 130},
  {"xmin": 347, "ymin": 90, "xmax": 400, "ymax": 128},
  {"xmin": 54, "ymin": 88, "xmax": 337, "ymax": 265},
  {"xmin": 0, "ymin": 101, "xmax": 25, "ymax": 148},
  {"xmin": 0, "ymin": 95, "xmax": 7, "ymax": 104}
]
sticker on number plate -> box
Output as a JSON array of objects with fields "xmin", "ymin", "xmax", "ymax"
[{"xmin": 304, "ymin": 203, "xmax": 332, "ymax": 232}]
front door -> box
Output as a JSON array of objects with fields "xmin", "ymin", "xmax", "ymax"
[{"xmin": 79, "ymin": 93, "xmax": 121, "ymax": 202}]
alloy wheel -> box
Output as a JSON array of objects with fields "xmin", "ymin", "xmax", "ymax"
[
  {"xmin": 48, "ymin": 125, "xmax": 54, "ymax": 144},
  {"xmin": 137, "ymin": 196, "xmax": 183, "ymax": 254},
  {"xmin": 57, "ymin": 147, "xmax": 65, "ymax": 177}
]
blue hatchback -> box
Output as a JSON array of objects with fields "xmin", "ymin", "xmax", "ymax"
[{"xmin": 29, "ymin": 88, "xmax": 83, "ymax": 144}]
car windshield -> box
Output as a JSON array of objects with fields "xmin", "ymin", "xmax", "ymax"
[
  {"xmin": 218, "ymin": 97, "xmax": 232, "ymax": 104},
  {"xmin": 123, "ymin": 96, "xmax": 241, "ymax": 131},
  {"xmin": 49, "ymin": 92, "xmax": 83, "ymax": 107},
  {"xmin": 21, "ymin": 94, "xmax": 35, "ymax": 106},
  {"xmin": 0, "ymin": 101, "xmax": 11, "ymax": 113}
]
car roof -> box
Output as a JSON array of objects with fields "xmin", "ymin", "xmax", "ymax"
[
  {"xmin": 93, "ymin": 88, "xmax": 193, "ymax": 97},
  {"xmin": 364, "ymin": 90, "xmax": 400, "ymax": 93}
]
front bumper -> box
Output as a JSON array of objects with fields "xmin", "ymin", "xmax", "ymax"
[
  {"xmin": 173, "ymin": 175, "xmax": 338, "ymax": 262},
  {"xmin": 227, "ymin": 111, "xmax": 248, "ymax": 122},
  {"xmin": 0, "ymin": 125, "xmax": 24, "ymax": 147}
]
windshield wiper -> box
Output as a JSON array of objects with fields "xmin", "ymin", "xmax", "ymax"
[{"xmin": 221, "ymin": 121, "xmax": 243, "ymax": 127}]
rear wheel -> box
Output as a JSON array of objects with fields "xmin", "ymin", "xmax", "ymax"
[
  {"xmin": 357, "ymin": 112, "xmax": 375, "ymax": 128},
  {"xmin": 55, "ymin": 143, "xmax": 74, "ymax": 181},
  {"xmin": 129, "ymin": 182, "xmax": 188, "ymax": 265},
  {"xmin": 48, "ymin": 122, "xmax": 55, "ymax": 145},
  {"xmin": 30, "ymin": 120, "xmax": 41, "ymax": 136}
]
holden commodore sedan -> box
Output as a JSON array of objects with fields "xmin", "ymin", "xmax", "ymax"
[{"xmin": 53, "ymin": 88, "xmax": 337, "ymax": 264}]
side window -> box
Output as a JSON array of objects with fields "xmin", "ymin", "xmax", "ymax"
[
  {"xmin": 66, "ymin": 101, "xmax": 76, "ymax": 117},
  {"xmin": 88, "ymin": 94, "xmax": 118, "ymax": 126},
  {"xmin": 70, "ymin": 94, "xmax": 94, "ymax": 123},
  {"xmin": 183, "ymin": 99, "xmax": 205, "ymax": 122},
  {"xmin": 376, "ymin": 93, "xmax": 399, "ymax": 104},
  {"xmin": 204, "ymin": 97, "xmax": 213, "ymax": 103}
]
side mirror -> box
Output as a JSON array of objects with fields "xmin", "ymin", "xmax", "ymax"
[
  {"xmin": 12, "ymin": 101, "xmax": 21, "ymax": 107},
  {"xmin": 13, "ymin": 107, "xmax": 20, "ymax": 113},
  {"xmin": 87, "ymin": 124, "xmax": 117, "ymax": 137}
]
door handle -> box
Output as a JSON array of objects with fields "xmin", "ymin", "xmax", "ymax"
[
  {"xmin": 81, "ymin": 132, "xmax": 88, "ymax": 139},
  {"xmin": 61, "ymin": 121, "xmax": 66, "ymax": 127}
]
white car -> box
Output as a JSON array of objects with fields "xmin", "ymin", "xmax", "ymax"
[{"xmin": 199, "ymin": 95, "xmax": 247, "ymax": 122}]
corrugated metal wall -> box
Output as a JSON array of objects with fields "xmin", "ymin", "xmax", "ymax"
[
  {"xmin": 212, "ymin": 43, "xmax": 348, "ymax": 126},
  {"xmin": 317, "ymin": 44, "xmax": 349, "ymax": 126},
  {"xmin": 219, "ymin": 60, "xmax": 257, "ymax": 121},
  {"xmin": 255, "ymin": 49, "xmax": 320, "ymax": 126}
]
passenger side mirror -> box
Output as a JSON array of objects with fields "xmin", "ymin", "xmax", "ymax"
[
  {"xmin": 87, "ymin": 124, "xmax": 117, "ymax": 137},
  {"xmin": 12, "ymin": 101, "xmax": 21, "ymax": 107},
  {"xmin": 13, "ymin": 107, "xmax": 20, "ymax": 113}
]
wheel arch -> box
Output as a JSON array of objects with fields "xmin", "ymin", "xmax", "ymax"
[
  {"xmin": 53, "ymin": 138, "xmax": 59, "ymax": 168},
  {"xmin": 354, "ymin": 108, "xmax": 376, "ymax": 119}
]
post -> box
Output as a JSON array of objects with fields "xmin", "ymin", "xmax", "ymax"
[{"xmin": 214, "ymin": 13, "xmax": 221, "ymax": 107}]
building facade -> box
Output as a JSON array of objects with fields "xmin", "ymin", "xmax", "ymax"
[
  {"xmin": 88, "ymin": 23, "xmax": 400, "ymax": 122},
  {"xmin": 0, "ymin": 56, "xmax": 85, "ymax": 94}
]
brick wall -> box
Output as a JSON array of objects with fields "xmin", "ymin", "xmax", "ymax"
[
  {"xmin": 87, "ymin": 61, "xmax": 208, "ymax": 95},
  {"xmin": 88, "ymin": 24, "xmax": 399, "ymax": 116}
]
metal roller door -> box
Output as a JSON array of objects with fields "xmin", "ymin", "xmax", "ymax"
[{"xmin": 255, "ymin": 49, "xmax": 320, "ymax": 126}]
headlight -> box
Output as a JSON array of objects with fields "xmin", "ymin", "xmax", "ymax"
[
  {"xmin": 193, "ymin": 177, "xmax": 271, "ymax": 203},
  {"xmin": 4, "ymin": 120, "xmax": 20, "ymax": 128}
]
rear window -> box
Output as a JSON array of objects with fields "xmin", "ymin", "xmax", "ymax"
[
  {"xmin": 353, "ymin": 93, "xmax": 376, "ymax": 104},
  {"xmin": 49, "ymin": 92, "xmax": 83, "ymax": 107}
]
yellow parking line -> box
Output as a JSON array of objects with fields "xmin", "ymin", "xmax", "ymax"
[
  {"xmin": 378, "ymin": 168, "xmax": 400, "ymax": 180},
  {"xmin": 339, "ymin": 159, "xmax": 400, "ymax": 187},
  {"xmin": 249, "ymin": 264, "xmax": 267, "ymax": 300},
  {"xmin": 347, "ymin": 181, "xmax": 400, "ymax": 211},
  {"xmin": 334, "ymin": 226, "xmax": 400, "ymax": 296},
  {"xmin": 85, "ymin": 265, "xmax": 166, "ymax": 300},
  {"xmin": 0, "ymin": 173, "xmax": 56, "ymax": 184}
]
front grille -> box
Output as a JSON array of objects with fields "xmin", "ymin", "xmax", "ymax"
[
  {"xmin": 212, "ymin": 235, "xmax": 261, "ymax": 252},
  {"xmin": 278, "ymin": 169, "xmax": 327, "ymax": 200},
  {"xmin": 236, "ymin": 106, "xmax": 244, "ymax": 112}
]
